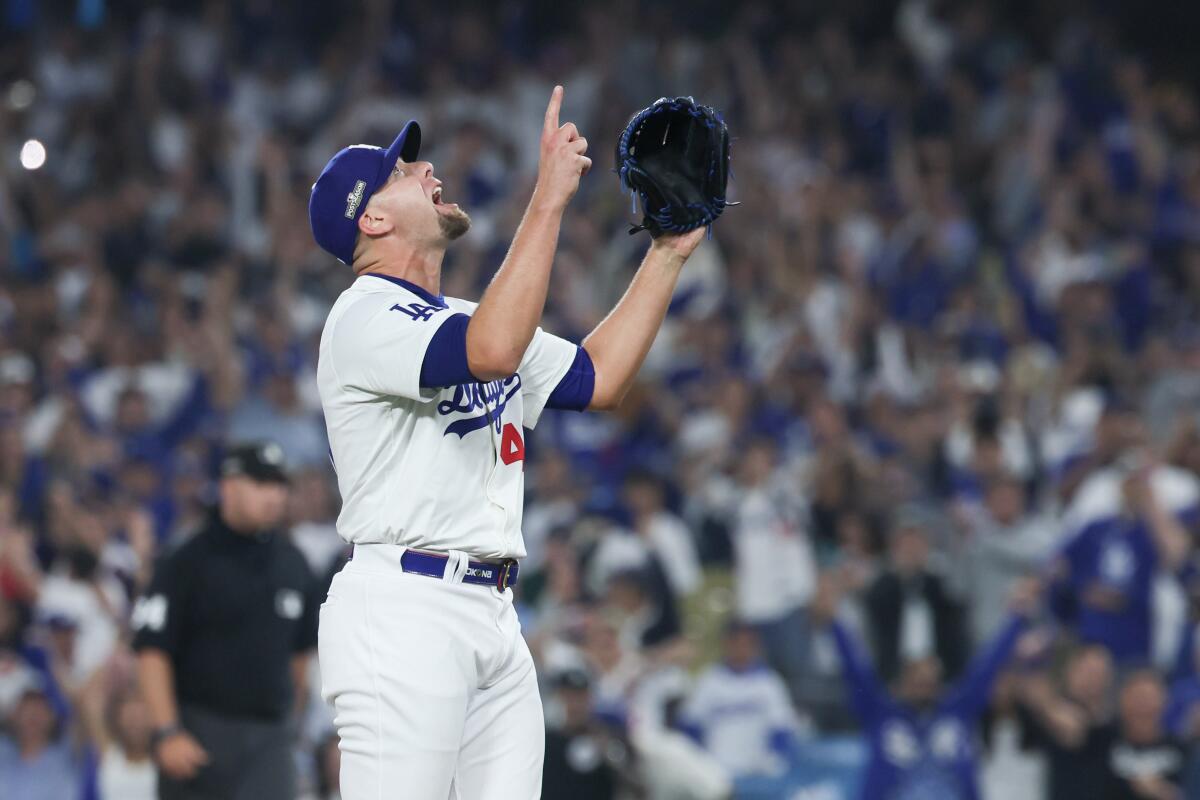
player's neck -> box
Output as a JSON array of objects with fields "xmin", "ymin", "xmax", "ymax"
[{"xmin": 354, "ymin": 240, "xmax": 445, "ymax": 297}]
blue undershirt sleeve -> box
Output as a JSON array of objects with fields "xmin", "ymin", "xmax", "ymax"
[
  {"xmin": 419, "ymin": 313, "xmax": 475, "ymax": 388},
  {"xmin": 545, "ymin": 346, "xmax": 595, "ymax": 411},
  {"xmin": 830, "ymin": 620, "xmax": 889, "ymax": 724},
  {"xmin": 947, "ymin": 614, "xmax": 1027, "ymax": 719}
]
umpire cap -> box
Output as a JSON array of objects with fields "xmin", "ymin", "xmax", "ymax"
[
  {"xmin": 552, "ymin": 668, "xmax": 593, "ymax": 692},
  {"xmin": 308, "ymin": 122, "xmax": 422, "ymax": 265},
  {"xmin": 221, "ymin": 441, "xmax": 290, "ymax": 485}
]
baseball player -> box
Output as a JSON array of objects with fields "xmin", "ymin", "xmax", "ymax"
[{"xmin": 308, "ymin": 85, "xmax": 705, "ymax": 799}]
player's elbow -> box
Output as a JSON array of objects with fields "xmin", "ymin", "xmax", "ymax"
[
  {"xmin": 587, "ymin": 379, "xmax": 627, "ymax": 412},
  {"xmin": 582, "ymin": 354, "xmax": 628, "ymax": 411},
  {"xmin": 465, "ymin": 321, "xmax": 524, "ymax": 380},
  {"xmin": 466, "ymin": 342, "xmax": 522, "ymax": 382}
]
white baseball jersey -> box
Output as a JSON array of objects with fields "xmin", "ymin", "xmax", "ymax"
[
  {"xmin": 316, "ymin": 273, "xmax": 577, "ymax": 560},
  {"xmin": 680, "ymin": 663, "xmax": 801, "ymax": 777}
]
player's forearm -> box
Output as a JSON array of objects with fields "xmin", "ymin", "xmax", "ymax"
[
  {"xmin": 466, "ymin": 194, "xmax": 564, "ymax": 380},
  {"xmin": 136, "ymin": 649, "xmax": 181, "ymax": 728},
  {"xmin": 583, "ymin": 243, "xmax": 686, "ymax": 410},
  {"xmin": 957, "ymin": 615, "xmax": 1027, "ymax": 717}
]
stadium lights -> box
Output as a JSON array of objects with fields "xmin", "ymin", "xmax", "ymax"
[
  {"xmin": 7, "ymin": 79, "xmax": 34, "ymax": 111},
  {"xmin": 20, "ymin": 139, "xmax": 46, "ymax": 170}
]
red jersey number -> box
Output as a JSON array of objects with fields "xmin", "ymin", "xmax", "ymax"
[{"xmin": 500, "ymin": 423, "xmax": 525, "ymax": 466}]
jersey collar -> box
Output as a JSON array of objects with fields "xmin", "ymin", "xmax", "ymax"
[{"xmin": 364, "ymin": 273, "xmax": 447, "ymax": 308}]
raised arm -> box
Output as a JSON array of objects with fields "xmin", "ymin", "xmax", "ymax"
[
  {"xmin": 1127, "ymin": 466, "xmax": 1191, "ymax": 573},
  {"xmin": 76, "ymin": 661, "xmax": 112, "ymax": 754},
  {"xmin": 466, "ymin": 85, "xmax": 591, "ymax": 380},
  {"xmin": 948, "ymin": 616, "xmax": 1026, "ymax": 719},
  {"xmin": 947, "ymin": 578, "xmax": 1039, "ymax": 719},
  {"xmin": 1017, "ymin": 669, "xmax": 1089, "ymax": 748},
  {"xmin": 811, "ymin": 572, "xmax": 890, "ymax": 722},
  {"xmin": 829, "ymin": 619, "xmax": 891, "ymax": 723},
  {"xmin": 581, "ymin": 229, "xmax": 705, "ymax": 410}
]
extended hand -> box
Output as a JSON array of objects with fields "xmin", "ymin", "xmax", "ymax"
[
  {"xmin": 651, "ymin": 226, "xmax": 706, "ymax": 262},
  {"xmin": 810, "ymin": 570, "xmax": 845, "ymax": 626},
  {"xmin": 155, "ymin": 731, "xmax": 210, "ymax": 780},
  {"xmin": 1122, "ymin": 462, "xmax": 1156, "ymax": 515},
  {"xmin": 1007, "ymin": 576, "xmax": 1044, "ymax": 618},
  {"xmin": 533, "ymin": 85, "xmax": 590, "ymax": 212}
]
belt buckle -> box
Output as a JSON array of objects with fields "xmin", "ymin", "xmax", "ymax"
[{"xmin": 496, "ymin": 559, "xmax": 514, "ymax": 591}]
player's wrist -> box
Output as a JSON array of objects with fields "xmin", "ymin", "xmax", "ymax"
[
  {"xmin": 647, "ymin": 240, "xmax": 690, "ymax": 269},
  {"xmin": 649, "ymin": 227, "xmax": 705, "ymax": 263},
  {"xmin": 150, "ymin": 724, "xmax": 184, "ymax": 752},
  {"xmin": 529, "ymin": 184, "xmax": 568, "ymax": 215}
]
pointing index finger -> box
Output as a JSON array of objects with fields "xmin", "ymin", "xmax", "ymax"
[{"xmin": 544, "ymin": 85, "xmax": 563, "ymax": 135}]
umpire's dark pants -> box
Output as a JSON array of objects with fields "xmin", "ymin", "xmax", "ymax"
[{"xmin": 158, "ymin": 705, "xmax": 295, "ymax": 800}]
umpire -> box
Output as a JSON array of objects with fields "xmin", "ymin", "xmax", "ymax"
[{"xmin": 132, "ymin": 441, "xmax": 320, "ymax": 800}]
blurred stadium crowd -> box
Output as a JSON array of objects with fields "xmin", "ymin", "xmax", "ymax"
[{"xmin": 6, "ymin": 0, "xmax": 1200, "ymax": 798}]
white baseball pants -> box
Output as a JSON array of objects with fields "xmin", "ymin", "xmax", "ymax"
[{"xmin": 318, "ymin": 544, "xmax": 544, "ymax": 799}]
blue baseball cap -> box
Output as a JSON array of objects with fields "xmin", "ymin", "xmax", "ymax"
[{"xmin": 308, "ymin": 121, "xmax": 422, "ymax": 265}]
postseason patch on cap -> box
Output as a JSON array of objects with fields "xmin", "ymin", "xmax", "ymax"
[
  {"xmin": 344, "ymin": 180, "xmax": 367, "ymax": 219},
  {"xmin": 309, "ymin": 121, "xmax": 421, "ymax": 265}
]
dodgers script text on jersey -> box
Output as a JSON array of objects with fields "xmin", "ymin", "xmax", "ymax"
[{"xmin": 316, "ymin": 273, "xmax": 576, "ymax": 560}]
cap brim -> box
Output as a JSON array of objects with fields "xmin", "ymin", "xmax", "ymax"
[
  {"xmin": 384, "ymin": 121, "xmax": 421, "ymax": 169},
  {"xmin": 372, "ymin": 121, "xmax": 422, "ymax": 199},
  {"xmin": 221, "ymin": 463, "xmax": 290, "ymax": 485}
]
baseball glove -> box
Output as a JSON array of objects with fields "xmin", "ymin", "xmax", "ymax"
[{"xmin": 615, "ymin": 96, "xmax": 735, "ymax": 237}]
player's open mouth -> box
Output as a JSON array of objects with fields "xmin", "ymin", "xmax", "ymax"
[{"xmin": 432, "ymin": 185, "xmax": 457, "ymax": 210}]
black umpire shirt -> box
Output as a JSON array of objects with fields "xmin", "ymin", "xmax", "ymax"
[{"xmin": 132, "ymin": 510, "xmax": 320, "ymax": 721}]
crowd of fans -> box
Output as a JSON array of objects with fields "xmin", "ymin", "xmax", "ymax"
[{"xmin": 5, "ymin": 0, "xmax": 1200, "ymax": 798}]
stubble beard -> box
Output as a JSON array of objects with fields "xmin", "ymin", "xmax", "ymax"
[{"xmin": 438, "ymin": 207, "xmax": 471, "ymax": 241}]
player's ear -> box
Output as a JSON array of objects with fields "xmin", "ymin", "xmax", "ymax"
[{"xmin": 358, "ymin": 206, "xmax": 394, "ymax": 238}]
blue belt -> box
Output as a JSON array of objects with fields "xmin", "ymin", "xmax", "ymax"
[{"xmin": 391, "ymin": 549, "xmax": 520, "ymax": 591}]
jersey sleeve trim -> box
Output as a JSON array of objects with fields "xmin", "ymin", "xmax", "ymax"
[
  {"xmin": 545, "ymin": 346, "xmax": 595, "ymax": 411},
  {"xmin": 420, "ymin": 313, "xmax": 476, "ymax": 388},
  {"xmin": 519, "ymin": 330, "xmax": 579, "ymax": 428}
]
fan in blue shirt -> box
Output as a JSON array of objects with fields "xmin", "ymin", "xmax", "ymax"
[
  {"xmin": 1057, "ymin": 515, "xmax": 1158, "ymax": 662},
  {"xmin": 1052, "ymin": 466, "xmax": 1193, "ymax": 665},
  {"xmin": 815, "ymin": 575, "xmax": 1041, "ymax": 800}
]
